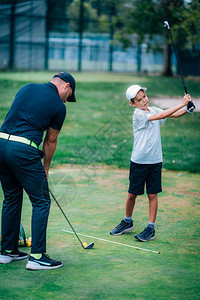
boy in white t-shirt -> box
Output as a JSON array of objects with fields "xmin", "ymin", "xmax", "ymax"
[{"xmin": 110, "ymin": 85, "xmax": 191, "ymax": 241}]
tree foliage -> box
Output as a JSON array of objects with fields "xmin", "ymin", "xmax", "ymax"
[
  {"xmin": 183, "ymin": 0, "xmax": 200, "ymax": 50},
  {"xmin": 112, "ymin": 0, "xmax": 200, "ymax": 75},
  {"xmin": 45, "ymin": 0, "xmax": 200, "ymax": 75}
]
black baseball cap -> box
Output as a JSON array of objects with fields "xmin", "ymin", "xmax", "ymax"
[{"xmin": 53, "ymin": 72, "xmax": 76, "ymax": 102}]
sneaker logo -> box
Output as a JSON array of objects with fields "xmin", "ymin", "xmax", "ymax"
[{"xmin": 34, "ymin": 260, "xmax": 51, "ymax": 266}]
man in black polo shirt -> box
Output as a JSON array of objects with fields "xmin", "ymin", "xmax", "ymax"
[{"xmin": 0, "ymin": 72, "xmax": 76, "ymax": 270}]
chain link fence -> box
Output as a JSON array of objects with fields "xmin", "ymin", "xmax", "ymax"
[{"xmin": 0, "ymin": 0, "xmax": 169, "ymax": 73}]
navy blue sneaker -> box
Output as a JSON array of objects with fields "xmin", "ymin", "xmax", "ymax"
[
  {"xmin": 0, "ymin": 249, "xmax": 28, "ymax": 264},
  {"xmin": 134, "ymin": 227, "xmax": 155, "ymax": 242},
  {"xmin": 110, "ymin": 220, "xmax": 135, "ymax": 235},
  {"xmin": 26, "ymin": 254, "xmax": 63, "ymax": 270}
]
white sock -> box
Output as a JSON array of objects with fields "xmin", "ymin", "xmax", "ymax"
[{"xmin": 124, "ymin": 216, "xmax": 132, "ymax": 223}]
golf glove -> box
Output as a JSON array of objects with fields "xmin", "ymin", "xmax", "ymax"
[{"xmin": 187, "ymin": 100, "xmax": 195, "ymax": 114}]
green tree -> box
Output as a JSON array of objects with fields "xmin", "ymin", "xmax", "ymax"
[
  {"xmin": 46, "ymin": 0, "xmax": 68, "ymax": 32},
  {"xmin": 45, "ymin": 0, "xmax": 200, "ymax": 74},
  {"xmin": 116, "ymin": 0, "xmax": 200, "ymax": 76},
  {"xmin": 182, "ymin": 0, "xmax": 200, "ymax": 50},
  {"xmin": 118, "ymin": 0, "xmax": 185, "ymax": 75},
  {"xmin": 67, "ymin": 0, "xmax": 91, "ymax": 32}
]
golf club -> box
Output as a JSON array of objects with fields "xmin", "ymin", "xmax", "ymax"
[
  {"xmin": 164, "ymin": 21, "xmax": 195, "ymax": 113},
  {"xmin": 49, "ymin": 189, "xmax": 94, "ymax": 249}
]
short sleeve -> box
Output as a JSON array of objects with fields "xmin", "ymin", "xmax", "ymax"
[
  {"xmin": 133, "ymin": 110, "xmax": 150, "ymax": 130},
  {"xmin": 49, "ymin": 106, "xmax": 66, "ymax": 131},
  {"xmin": 150, "ymin": 107, "xmax": 166, "ymax": 125}
]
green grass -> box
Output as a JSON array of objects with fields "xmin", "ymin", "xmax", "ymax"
[
  {"xmin": 0, "ymin": 167, "xmax": 199, "ymax": 299},
  {"xmin": 0, "ymin": 71, "xmax": 199, "ymax": 172}
]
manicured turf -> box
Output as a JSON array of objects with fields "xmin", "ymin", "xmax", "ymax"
[
  {"xmin": 0, "ymin": 167, "xmax": 199, "ymax": 299},
  {"xmin": 0, "ymin": 72, "xmax": 199, "ymax": 299}
]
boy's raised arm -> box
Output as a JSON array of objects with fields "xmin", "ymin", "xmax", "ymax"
[{"xmin": 148, "ymin": 94, "xmax": 191, "ymax": 121}]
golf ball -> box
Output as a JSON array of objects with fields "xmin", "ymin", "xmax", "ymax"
[
  {"xmin": 26, "ymin": 237, "xmax": 32, "ymax": 247},
  {"xmin": 83, "ymin": 242, "xmax": 88, "ymax": 247}
]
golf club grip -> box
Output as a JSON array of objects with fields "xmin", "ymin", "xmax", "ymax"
[{"xmin": 49, "ymin": 189, "xmax": 84, "ymax": 248}]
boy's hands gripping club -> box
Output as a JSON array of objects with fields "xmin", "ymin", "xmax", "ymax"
[
  {"xmin": 187, "ymin": 100, "xmax": 195, "ymax": 114},
  {"xmin": 183, "ymin": 94, "xmax": 195, "ymax": 114},
  {"xmin": 183, "ymin": 94, "xmax": 192, "ymax": 106}
]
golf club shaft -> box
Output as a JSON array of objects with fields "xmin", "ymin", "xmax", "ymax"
[
  {"xmin": 164, "ymin": 21, "xmax": 195, "ymax": 113},
  {"xmin": 49, "ymin": 189, "xmax": 85, "ymax": 249},
  {"xmin": 166, "ymin": 24, "xmax": 188, "ymax": 94}
]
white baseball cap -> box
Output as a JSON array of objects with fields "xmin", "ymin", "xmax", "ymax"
[{"xmin": 126, "ymin": 85, "xmax": 147, "ymax": 102}]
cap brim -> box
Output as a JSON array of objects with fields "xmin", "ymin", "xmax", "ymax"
[
  {"xmin": 67, "ymin": 93, "xmax": 76, "ymax": 102},
  {"xmin": 53, "ymin": 73, "xmax": 76, "ymax": 102},
  {"xmin": 142, "ymin": 87, "xmax": 147, "ymax": 92}
]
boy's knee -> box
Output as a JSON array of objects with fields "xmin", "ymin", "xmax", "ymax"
[
  {"xmin": 148, "ymin": 194, "xmax": 157, "ymax": 201},
  {"xmin": 128, "ymin": 193, "xmax": 137, "ymax": 201}
]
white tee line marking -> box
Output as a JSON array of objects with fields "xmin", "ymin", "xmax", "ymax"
[{"xmin": 62, "ymin": 230, "xmax": 160, "ymax": 254}]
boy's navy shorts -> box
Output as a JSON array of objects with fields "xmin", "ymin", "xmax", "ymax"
[{"xmin": 128, "ymin": 161, "xmax": 162, "ymax": 195}]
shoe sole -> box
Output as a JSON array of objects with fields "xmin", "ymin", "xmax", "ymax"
[
  {"xmin": 110, "ymin": 225, "xmax": 135, "ymax": 236},
  {"xmin": 0, "ymin": 255, "xmax": 13, "ymax": 264},
  {"xmin": 134, "ymin": 235, "xmax": 155, "ymax": 242},
  {"xmin": 0, "ymin": 254, "xmax": 28, "ymax": 264},
  {"xmin": 26, "ymin": 261, "xmax": 63, "ymax": 270}
]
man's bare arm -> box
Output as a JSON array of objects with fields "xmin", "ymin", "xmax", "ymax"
[{"xmin": 43, "ymin": 127, "xmax": 60, "ymax": 178}]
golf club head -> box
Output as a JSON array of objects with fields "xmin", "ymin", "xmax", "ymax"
[
  {"xmin": 164, "ymin": 21, "xmax": 170, "ymax": 29},
  {"xmin": 84, "ymin": 242, "xmax": 94, "ymax": 249}
]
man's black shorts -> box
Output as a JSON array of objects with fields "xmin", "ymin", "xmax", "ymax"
[{"xmin": 128, "ymin": 161, "xmax": 162, "ymax": 195}]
